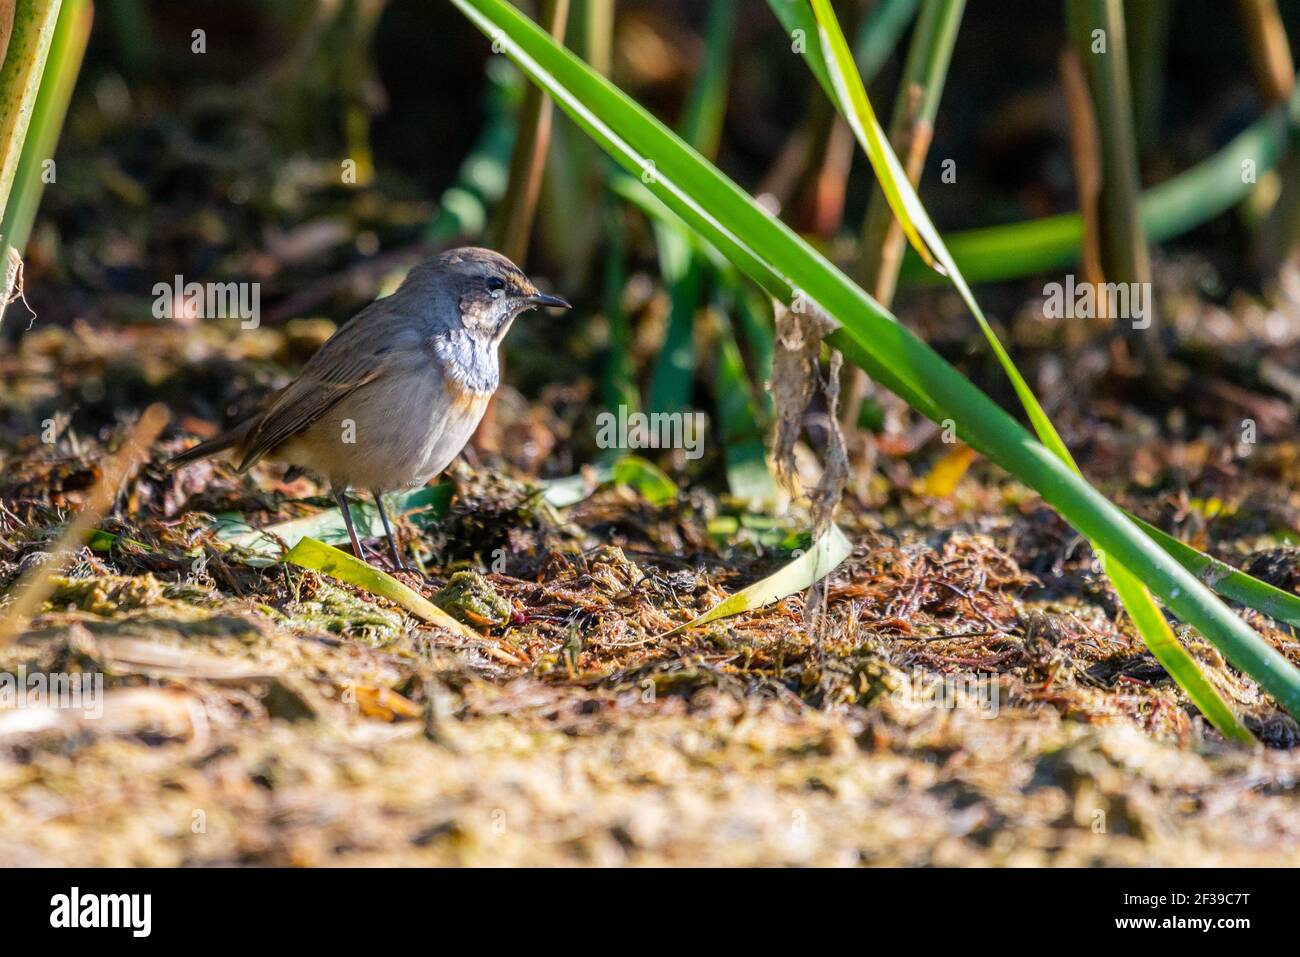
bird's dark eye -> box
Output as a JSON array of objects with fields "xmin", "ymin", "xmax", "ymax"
[{"xmin": 486, "ymin": 276, "xmax": 505, "ymax": 294}]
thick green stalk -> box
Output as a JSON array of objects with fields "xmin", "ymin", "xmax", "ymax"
[
  {"xmin": 648, "ymin": 0, "xmax": 733, "ymax": 416},
  {"xmin": 599, "ymin": 205, "xmax": 638, "ymax": 423},
  {"xmin": 493, "ymin": 0, "xmax": 571, "ymax": 264},
  {"xmin": 450, "ymin": 0, "xmax": 1300, "ymax": 726},
  {"xmin": 679, "ymin": 0, "xmax": 735, "ymax": 163},
  {"xmin": 0, "ymin": 0, "xmax": 89, "ymax": 262},
  {"xmin": 845, "ymin": 0, "xmax": 964, "ymax": 428},
  {"xmin": 1125, "ymin": 0, "xmax": 1170, "ymax": 153},
  {"xmin": 1065, "ymin": 0, "xmax": 1151, "ymax": 294},
  {"xmin": 855, "ymin": 0, "xmax": 922, "ymax": 80},
  {"xmin": 855, "ymin": 0, "xmax": 963, "ymax": 300},
  {"xmin": 0, "ymin": 0, "xmax": 59, "ymax": 222},
  {"xmin": 576, "ymin": 0, "xmax": 613, "ymax": 77},
  {"xmin": 645, "ymin": 227, "xmax": 702, "ymax": 415},
  {"xmin": 0, "ymin": 0, "xmax": 61, "ymax": 326}
]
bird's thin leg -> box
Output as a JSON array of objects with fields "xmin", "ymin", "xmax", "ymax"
[
  {"xmin": 333, "ymin": 487, "xmax": 368, "ymax": 563},
  {"xmin": 371, "ymin": 488, "xmax": 405, "ymax": 570}
]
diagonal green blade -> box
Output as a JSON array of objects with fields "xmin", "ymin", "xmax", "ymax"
[{"xmin": 450, "ymin": 0, "xmax": 1300, "ymax": 729}]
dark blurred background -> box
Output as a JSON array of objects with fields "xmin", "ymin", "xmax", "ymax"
[
  {"xmin": 27, "ymin": 0, "xmax": 1300, "ymax": 309},
  {"xmin": 9, "ymin": 0, "xmax": 1300, "ymax": 482}
]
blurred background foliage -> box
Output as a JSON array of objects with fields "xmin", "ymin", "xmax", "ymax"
[{"xmin": 6, "ymin": 0, "xmax": 1300, "ymax": 487}]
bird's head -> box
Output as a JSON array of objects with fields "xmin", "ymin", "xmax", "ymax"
[{"xmin": 428, "ymin": 246, "xmax": 570, "ymax": 344}]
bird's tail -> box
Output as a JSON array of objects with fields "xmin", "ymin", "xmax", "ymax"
[{"xmin": 167, "ymin": 417, "xmax": 257, "ymax": 470}]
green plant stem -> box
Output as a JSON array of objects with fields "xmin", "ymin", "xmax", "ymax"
[
  {"xmin": 1125, "ymin": 0, "xmax": 1170, "ymax": 153},
  {"xmin": 679, "ymin": 0, "xmax": 734, "ymax": 163},
  {"xmin": 452, "ymin": 0, "xmax": 1300, "ymax": 727},
  {"xmin": 0, "ymin": 0, "xmax": 62, "ymax": 327},
  {"xmin": 846, "ymin": 0, "xmax": 963, "ymax": 428},
  {"xmin": 854, "ymin": 0, "xmax": 922, "ymax": 79},
  {"xmin": 576, "ymin": 0, "xmax": 613, "ymax": 76},
  {"xmin": 1065, "ymin": 0, "xmax": 1151, "ymax": 293},
  {"xmin": 0, "ymin": 0, "xmax": 88, "ymax": 261},
  {"xmin": 493, "ymin": 0, "xmax": 570, "ymax": 264},
  {"xmin": 897, "ymin": 83, "xmax": 1300, "ymax": 284},
  {"xmin": 855, "ymin": 0, "xmax": 963, "ymax": 300},
  {"xmin": 648, "ymin": 0, "xmax": 733, "ymax": 416},
  {"xmin": 598, "ymin": 203, "xmax": 638, "ymax": 422}
]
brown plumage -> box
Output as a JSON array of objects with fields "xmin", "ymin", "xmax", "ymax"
[{"xmin": 168, "ymin": 247, "xmax": 570, "ymax": 566}]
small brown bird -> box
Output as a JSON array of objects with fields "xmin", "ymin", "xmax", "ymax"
[{"xmin": 169, "ymin": 247, "xmax": 570, "ymax": 567}]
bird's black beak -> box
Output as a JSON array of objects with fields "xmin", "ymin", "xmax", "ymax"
[{"xmin": 527, "ymin": 292, "xmax": 571, "ymax": 310}]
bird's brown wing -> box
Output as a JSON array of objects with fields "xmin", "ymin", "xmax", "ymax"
[{"xmin": 235, "ymin": 308, "xmax": 397, "ymax": 472}]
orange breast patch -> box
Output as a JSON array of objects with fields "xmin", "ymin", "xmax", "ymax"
[{"xmin": 442, "ymin": 376, "xmax": 493, "ymax": 418}]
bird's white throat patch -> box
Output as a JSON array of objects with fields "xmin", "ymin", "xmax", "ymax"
[{"xmin": 432, "ymin": 329, "xmax": 499, "ymax": 395}]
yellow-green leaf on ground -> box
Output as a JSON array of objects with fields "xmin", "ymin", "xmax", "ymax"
[
  {"xmin": 661, "ymin": 524, "xmax": 853, "ymax": 637},
  {"xmin": 283, "ymin": 537, "xmax": 478, "ymax": 641}
]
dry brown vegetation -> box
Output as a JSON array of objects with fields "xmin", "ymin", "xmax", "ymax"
[{"xmin": 4, "ymin": 311, "xmax": 1300, "ymax": 865}]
